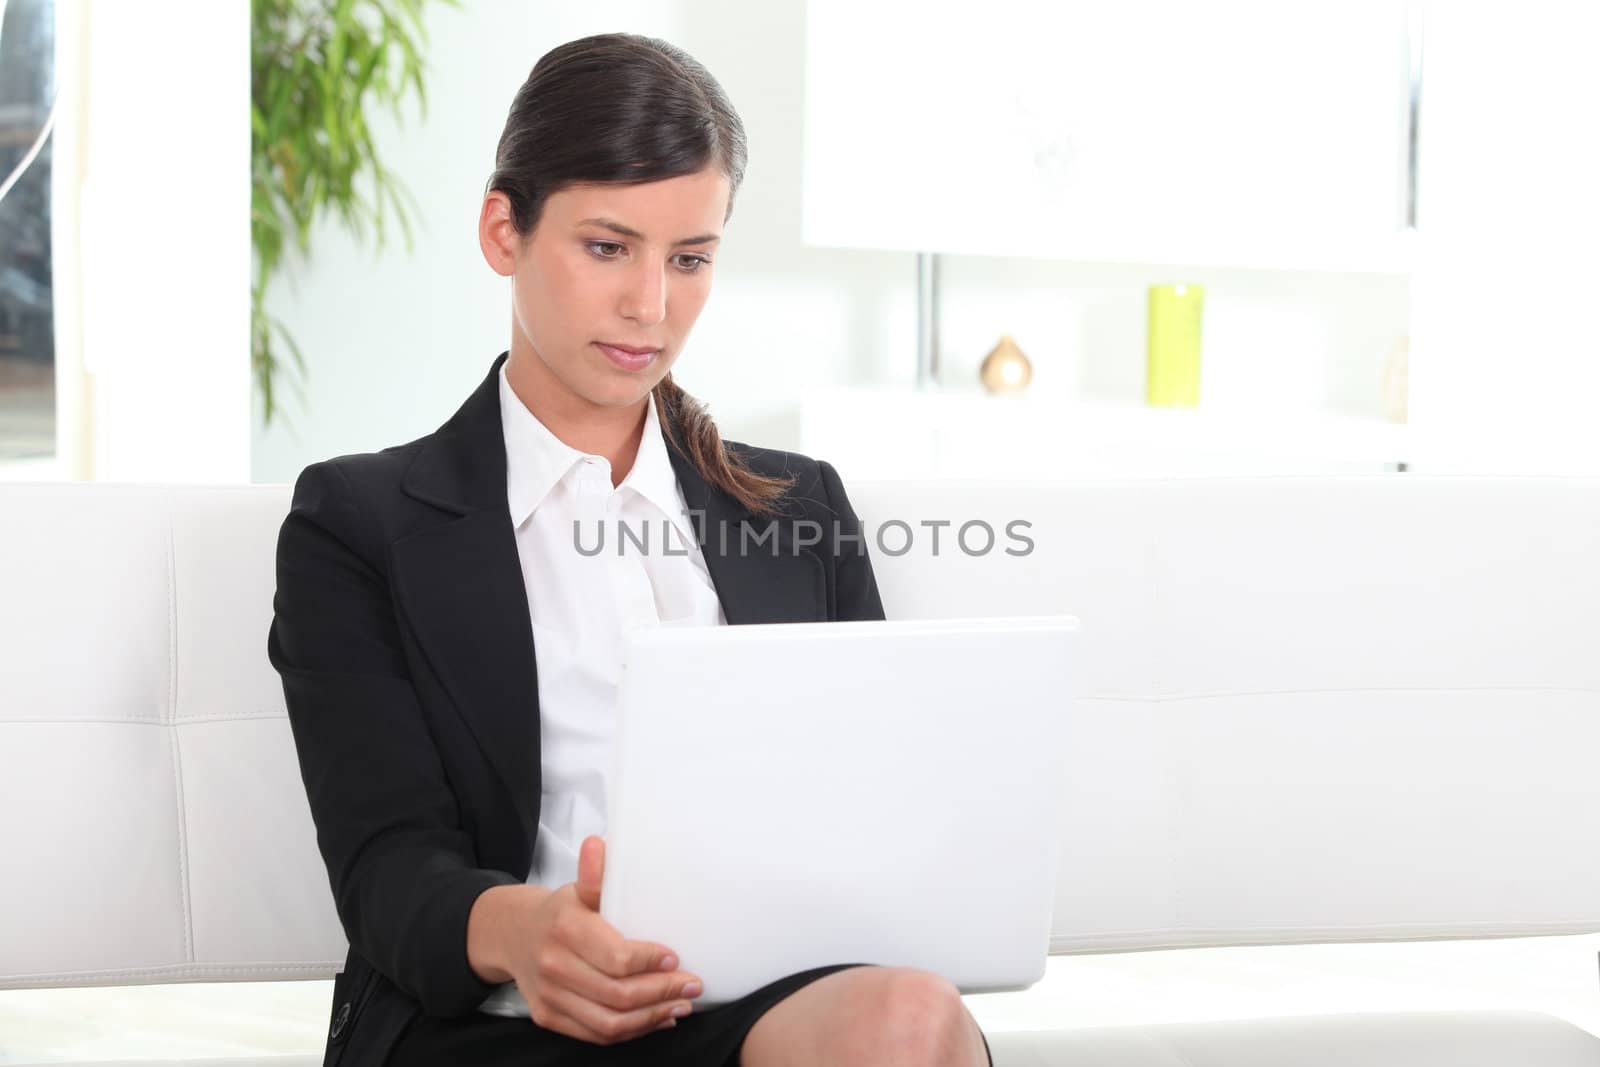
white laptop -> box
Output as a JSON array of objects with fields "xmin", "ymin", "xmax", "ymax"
[{"xmin": 599, "ymin": 615, "xmax": 1079, "ymax": 1007}]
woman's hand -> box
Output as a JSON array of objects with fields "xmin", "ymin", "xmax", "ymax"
[{"xmin": 509, "ymin": 835, "xmax": 703, "ymax": 1044}]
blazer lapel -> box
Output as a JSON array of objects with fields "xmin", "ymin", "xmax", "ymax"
[{"xmin": 390, "ymin": 354, "xmax": 541, "ymax": 851}]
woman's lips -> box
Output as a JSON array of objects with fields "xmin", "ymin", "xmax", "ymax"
[{"xmin": 595, "ymin": 342, "xmax": 659, "ymax": 371}]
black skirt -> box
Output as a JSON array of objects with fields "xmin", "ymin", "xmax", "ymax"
[{"xmin": 385, "ymin": 963, "xmax": 994, "ymax": 1066}]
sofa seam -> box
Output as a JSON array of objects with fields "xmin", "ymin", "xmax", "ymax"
[
  {"xmin": 3, "ymin": 961, "xmax": 346, "ymax": 984},
  {"xmin": 0, "ymin": 711, "xmax": 294, "ymax": 725},
  {"xmin": 165, "ymin": 502, "xmax": 195, "ymax": 966},
  {"xmin": 1083, "ymin": 684, "xmax": 1600, "ymax": 702},
  {"xmin": 1050, "ymin": 919, "xmax": 1600, "ymax": 952}
]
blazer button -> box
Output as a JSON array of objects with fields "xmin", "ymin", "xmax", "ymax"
[{"xmin": 330, "ymin": 1000, "xmax": 352, "ymax": 1040}]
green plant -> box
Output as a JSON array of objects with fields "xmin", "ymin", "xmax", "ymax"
[{"xmin": 251, "ymin": 0, "xmax": 458, "ymax": 428}]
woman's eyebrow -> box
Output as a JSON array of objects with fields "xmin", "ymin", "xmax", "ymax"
[{"xmin": 576, "ymin": 217, "xmax": 721, "ymax": 246}]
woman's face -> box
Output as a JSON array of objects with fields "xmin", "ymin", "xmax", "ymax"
[{"xmin": 480, "ymin": 167, "xmax": 730, "ymax": 416}]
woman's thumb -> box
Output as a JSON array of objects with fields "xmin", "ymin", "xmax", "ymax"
[{"xmin": 575, "ymin": 835, "xmax": 604, "ymax": 911}]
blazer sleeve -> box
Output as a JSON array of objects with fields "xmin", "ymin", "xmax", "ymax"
[
  {"xmin": 267, "ymin": 460, "xmax": 521, "ymax": 1017},
  {"xmin": 817, "ymin": 458, "xmax": 887, "ymax": 622}
]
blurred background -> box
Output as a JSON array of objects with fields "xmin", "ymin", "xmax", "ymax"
[{"xmin": 3, "ymin": 0, "xmax": 1595, "ymax": 491}]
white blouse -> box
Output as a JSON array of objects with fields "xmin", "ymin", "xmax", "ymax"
[{"xmin": 479, "ymin": 362, "xmax": 727, "ymax": 1018}]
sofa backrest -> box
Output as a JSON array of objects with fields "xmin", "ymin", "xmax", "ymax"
[
  {"xmin": 2, "ymin": 475, "xmax": 1596, "ymax": 989},
  {"xmin": 852, "ymin": 476, "xmax": 1600, "ymax": 956}
]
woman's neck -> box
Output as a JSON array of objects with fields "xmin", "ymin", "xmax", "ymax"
[{"xmin": 505, "ymin": 348, "xmax": 648, "ymax": 488}]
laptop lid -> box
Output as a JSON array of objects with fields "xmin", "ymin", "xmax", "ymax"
[{"xmin": 599, "ymin": 616, "xmax": 1079, "ymax": 1005}]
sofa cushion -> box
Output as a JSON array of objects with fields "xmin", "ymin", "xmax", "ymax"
[
  {"xmin": 6, "ymin": 1010, "xmax": 1591, "ymax": 1067},
  {"xmin": 987, "ymin": 1010, "xmax": 1600, "ymax": 1066}
]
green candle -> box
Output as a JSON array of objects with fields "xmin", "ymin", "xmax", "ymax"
[{"xmin": 1146, "ymin": 283, "xmax": 1205, "ymax": 407}]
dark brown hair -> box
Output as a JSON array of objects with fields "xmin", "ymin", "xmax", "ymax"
[{"xmin": 486, "ymin": 33, "xmax": 793, "ymax": 516}]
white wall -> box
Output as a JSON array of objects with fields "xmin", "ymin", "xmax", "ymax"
[
  {"xmin": 250, "ymin": 0, "xmax": 1411, "ymax": 486},
  {"xmin": 1407, "ymin": 2, "xmax": 1600, "ymax": 475}
]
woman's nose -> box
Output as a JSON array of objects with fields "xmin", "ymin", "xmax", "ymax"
[{"xmin": 621, "ymin": 262, "xmax": 667, "ymax": 326}]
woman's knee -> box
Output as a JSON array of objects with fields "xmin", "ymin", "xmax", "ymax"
[{"xmin": 847, "ymin": 968, "xmax": 974, "ymax": 1064}]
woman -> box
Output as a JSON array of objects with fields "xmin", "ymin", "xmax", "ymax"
[{"xmin": 268, "ymin": 32, "xmax": 994, "ymax": 1067}]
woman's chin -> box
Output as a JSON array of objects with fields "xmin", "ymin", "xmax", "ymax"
[
  {"xmin": 587, "ymin": 360, "xmax": 672, "ymax": 402},
  {"xmin": 578, "ymin": 376, "xmax": 659, "ymax": 410}
]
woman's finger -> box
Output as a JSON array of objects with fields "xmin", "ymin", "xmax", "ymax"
[
  {"xmin": 548, "ymin": 939, "xmax": 700, "ymax": 1013},
  {"xmin": 574, "ymin": 836, "xmax": 605, "ymax": 912},
  {"xmin": 544, "ymin": 982, "xmax": 690, "ymax": 1045}
]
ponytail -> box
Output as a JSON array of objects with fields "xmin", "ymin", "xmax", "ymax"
[{"xmin": 652, "ymin": 373, "xmax": 794, "ymax": 517}]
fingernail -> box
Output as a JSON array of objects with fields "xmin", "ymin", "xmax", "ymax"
[
  {"xmin": 672, "ymin": 1002, "xmax": 692, "ymax": 1018},
  {"xmin": 682, "ymin": 981, "xmax": 702, "ymax": 998},
  {"xmin": 660, "ymin": 955, "xmax": 678, "ymax": 972},
  {"xmin": 655, "ymin": 1018, "xmax": 677, "ymax": 1031}
]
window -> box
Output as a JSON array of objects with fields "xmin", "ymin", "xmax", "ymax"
[{"xmin": 0, "ymin": 0, "xmax": 57, "ymax": 462}]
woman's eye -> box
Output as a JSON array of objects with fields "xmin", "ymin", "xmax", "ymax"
[{"xmin": 586, "ymin": 242, "xmax": 707, "ymax": 273}]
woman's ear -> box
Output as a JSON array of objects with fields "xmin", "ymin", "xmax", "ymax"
[{"xmin": 478, "ymin": 191, "xmax": 521, "ymax": 277}]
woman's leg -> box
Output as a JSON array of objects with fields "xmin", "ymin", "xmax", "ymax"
[{"xmin": 739, "ymin": 966, "xmax": 991, "ymax": 1067}]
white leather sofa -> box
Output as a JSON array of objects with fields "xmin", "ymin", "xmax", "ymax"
[{"xmin": 2, "ymin": 475, "xmax": 1598, "ymax": 1066}]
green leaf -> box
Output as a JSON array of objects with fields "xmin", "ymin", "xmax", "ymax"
[{"xmin": 251, "ymin": 0, "xmax": 459, "ymax": 422}]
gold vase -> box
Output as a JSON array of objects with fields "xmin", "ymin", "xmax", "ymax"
[{"xmin": 979, "ymin": 335, "xmax": 1033, "ymax": 394}]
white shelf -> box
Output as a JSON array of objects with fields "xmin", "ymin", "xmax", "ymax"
[
  {"xmin": 799, "ymin": 387, "xmax": 1410, "ymax": 480},
  {"xmin": 804, "ymin": 227, "xmax": 1417, "ymax": 280}
]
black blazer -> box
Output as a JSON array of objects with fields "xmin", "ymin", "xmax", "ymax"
[{"xmin": 267, "ymin": 350, "xmax": 885, "ymax": 1066}]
